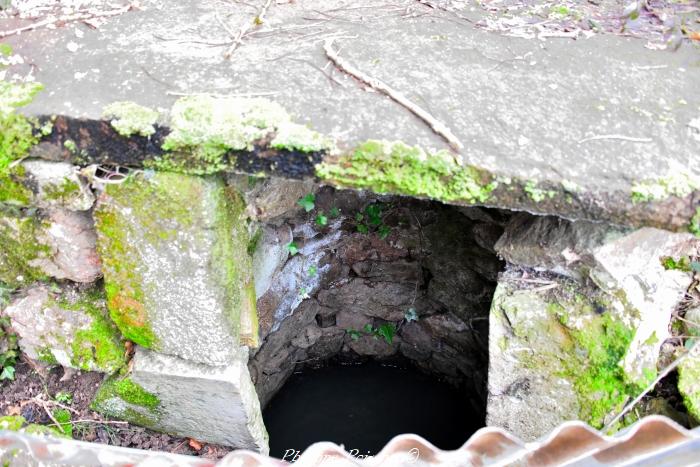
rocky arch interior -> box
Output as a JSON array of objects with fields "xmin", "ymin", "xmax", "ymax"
[{"xmin": 246, "ymin": 185, "xmax": 511, "ymax": 448}]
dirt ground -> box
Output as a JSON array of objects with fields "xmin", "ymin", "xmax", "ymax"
[{"xmin": 0, "ymin": 355, "xmax": 233, "ymax": 460}]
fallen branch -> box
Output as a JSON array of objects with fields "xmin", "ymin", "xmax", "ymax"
[
  {"xmin": 0, "ymin": 3, "xmax": 135, "ymax": 39},
  {"xmin": 603, "ymin": 342, "xmax": 699, "ymax": 431},
  {"xmin": 223, "ymin": 0, "xmax": 274, "ymax": 59},
  {"xmin": 323, "ymin": 38, "xmax": 463, "ymax": 152},
  {"xmin": 578, "ymin": 134, "xmax": 653, "ymax": 144}
]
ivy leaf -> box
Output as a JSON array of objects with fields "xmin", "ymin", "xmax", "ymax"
[
  {"xmin": 0, "ymin": 366, "xmax": 15, "ymax": 380},
  {"xmin": 365, "ymin": 204, "xmax": 382, "ymax": 226},
  {"xmin": 378, "ymin": 225, "xmax": 391, "ymax": 240},
  {"xmin": 315, "ymin": 212, "xmax": 328, "ymax": 227},
  {"xmin": 287, "ymin": 242, "xmax": 299, "ymax": 256},
  {"xmin": 405, "ymin": 308, "xmax": 418, "ymax": 322},
  {"xmin": 363, "ymin": 323, "xmax": 374, "ymax": 333},
  {"xmin": 357, "ymin": 224, "xmax": 369, "ymax": 234},
  {"xmin": 297, "ymin": 194, "xmax": 315, "ymax": 212},
  {"xmin": 329, "ymin": 207, "xmax": 340, "ymax": 217},
  {"xmin": 308, "ymin": 265, "xmax": 317, "ymax": 277},
  {"xmin": 376, "ymin": 323, "xmax": 396, "ymax": 345}
]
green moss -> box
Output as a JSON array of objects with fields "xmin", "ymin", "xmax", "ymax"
[
  {"xmin": 678, "ymin": 354, "xmax": 700, "ymax": 421},
  {"xmin": 0, "ymin": 81, "xmax": 43, "ymax": 172},
  {"xmin": 0, "ymin": 164, "xmax": 32, "ymax": 206},
  {"xmin": 0, "ymin": 210, "xmax": 51, "ymax": 287},
  {"xmin": 63, "ymin": 139, "xmax": 77, "ymax": 153},
  {"xmin": 660, "ymin": 255, "xmax": 691, "ymax": 271},
  {"xmin": 316, "ymin": 140, "xmax": 496, "ymax": 204},
  {"xmin": 631, "ymin": 171, "xmax": 699, "ymax": 203},
  {"xmin": 59, "ymin": 287, "xmax": 126, "ymax": 373},
  {"xmin": 564, "ymin": 311, "xmax": 638, "ymax": 429},
  {"xmin": 42, "ymin": 178, "xmax": 81, "ymax": 204},
  {"xmin": 0, "ymin": 416, "xmax": 25, "ymax": 431},
  {"xmin": 689, "ymin": 207, "xmax": 700, "ymax": 237},
  {"xmin": 524, "ymin": 180, "xmax": 556, "ymax": 203},
  {"xmin": 151, "ymin": 96, "xmax": 330, "ymax": 174},
  {"xmin": 36, "ymin": 346, "xmax": 58, "ymax": 365},
  {"xmin": 92, "ymin": 376, "xmax": 160, "ymax": 416},
  {"xmin": 103, "ymin": 101, "xmax": 159, "ymax": 137},
  {"xmin": 51, "ymin": 408, "xmax": 72, "ymax": 437},
  {"xmin": 247, "ymin": 227, "xmax": 263, "ymax": 255}
]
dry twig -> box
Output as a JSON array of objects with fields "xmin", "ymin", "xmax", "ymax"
[
  {"xmin": 223, "ymin": 0, "xmax": 274, "ymax": 59},
  {"xmin": 323, "ymin": 38, "xmax": 463, "ymax": 152},
  {"xmin": 0, "ymin": 3, "xmax": 135, "ymax": 39},
  {"xmin": 578, "ymin": 134, "xmax": 653, "ymax": 144}
]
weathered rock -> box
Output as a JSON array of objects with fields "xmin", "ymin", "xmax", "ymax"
[
  {"xmin": 495, "ymin": 213, "xmax": 627, "ymax": 278},
  {"xmin": 591, "ymin": 228, "xmax": 697, "ymax": 385},
  {"xmin": 0, "ymin": 208, "xmax": 101, "ymax": 287},
  {"xmin": 487, "ymin": 275, "xmax": 639, "ymax": 439},
  {"xmin": 306, "ymin": 327, "xmax": 345, "ymax": 359},
  {"xmin": 19, "ymin": 160, "xmax": 95, "ymax": 211},
  {"xmin": 346, "ymin": 332, "xmax": 400, "ymax": 358},
  {"xmin": 251, "ymin": 225, "xmax": 292, "ymax": 299},
  {"xmin": 227, "ymin": 174, "xmax": 317, "ymax": 222},
  {"xmin": 94, "ymin": 171, "xmax": 258, "ymax": 364},
  {"xmin": 92, "ymin": 346, "xmax": 268, "ymax": 452},
  {"xmin": 317, "ymin": 279, "xmax": 418, "ymax": 322},
  {"xmin": 335, "ymin": 309, "xmax": 372, "ymax": 332},
  {"xmin": 4, "ymin": 285, "xmax": 125, "ymax": 373}
]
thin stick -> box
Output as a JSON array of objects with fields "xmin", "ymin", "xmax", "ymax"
[
  {"xmin": 38, "ymin": 402, "xmax": 66, "ymax": 434},
  {"xmin": 578, "ymin": 134, "xmax": 653, "ymax": 144},
  {"xmin": 603, "ymin": 343, "xmax": 698, "ymax": 431},
  {"xmin": 223, "ymin": 0, "xmax": 274, "ymax": 59},
  {"xmin": 323, "ymin": 38, "xmax": 464, "ymax": 152},
  {"xmin": 52, "ymin": 419, "xmax": 129, "ymax": 425},
  {"xmin": 0, "ymin": 4, "xmax": 134, "ymax": 38}
]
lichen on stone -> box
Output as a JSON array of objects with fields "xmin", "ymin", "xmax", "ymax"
[
  {"xmin": 678, "ymin": 348, "xmax": 700, "ymax": 422},
  {"xmin": 0, "ymin": 209, "xmax": 51, "ymax": 287},
  {"xmin": 631, "ymin": 170, "xmax": 699, "ymax": 203},
  {"xmin": 316, "ymin": 140, "xmax": 496, "ymax": 204},
  {"xmin": 103, "ymin": 101, "xmax": 159, "ymax": 137},
  {"xmin": 689, "ymin": 207, "xmax": 700, "ymax": 237},
  {"xmin": 150, "ymin": 95, "xmax": 330, "ymax": 174},
  {"xmin": 524, "ymin": 180, "xmax": 556, "ymax": 203}
]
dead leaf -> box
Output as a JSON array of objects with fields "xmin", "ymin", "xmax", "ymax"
[
  {"xmin": 6, "ymin": 405, "xmax": 20, "ymax": 416},
  {"xmin": 189, "ymin": 439, "xmax": 203, "ymax": 451},
  {"xmin": 688, "ymin": 31, "xmax": 700, "ymax": 41}
]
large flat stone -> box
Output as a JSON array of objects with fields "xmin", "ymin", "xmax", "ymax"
[
  {"xmin": 94, "ymin": 171, "xmax": 258, "ymax": 364},
  {"xmin": 4, "ymin": 0, "xmax": 700, "ymax": 229},
  {"xmin": 4, "ymin": 284, "xmax": 125, "ymax": 373},
  {"xmin": 92, "ymin": 346, "xmax": 268, "ymax": 452}
]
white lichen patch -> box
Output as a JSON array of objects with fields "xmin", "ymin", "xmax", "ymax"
[
  {"xmin": 631, "ymin": 167, "xmax": 700, "ymax": 203},
  {"xmin": 103, "ymin": 101, "xmax": 159, "ymax": 137},
  {"xmin": 163, "ymin": 95, "xmax": 331, "ymax": 156}
]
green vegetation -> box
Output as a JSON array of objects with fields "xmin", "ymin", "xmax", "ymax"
[
  {"xmin": 52, "ymin": 408, "xmax": 73, "ymax": 437},
  {"xmin": 287, "ymin": 242, "xmax": 299, "ymax": 256},
  {"xmin": 354, "ymin": 203, "xmax": 391, "ymax": 239},
  {"xmin": 631, "ymin": 171, "xmax": 699, "ymax": 203},
  {"xmin": 102, "ymin": 101, "xmax": 159, "ymax": 137},
  {"xmin": 316, "ymin": 140, "xmax": 496, "ymax": 204},
  {"xmin": 0, "ymin": 211, "xmax": 52, "ymax": 287},
  {"xmin": 0, "ymin": 315, "xmax": 18, "ymax": 381},
  {"xmin": 0, "ymin": 415, "xmax": 71, "ymax": 438},
  {"xmin": 690, "ymin": 207, "xmax": 700, "ymax": 237},
  {"xmin": 54, "ymin": 391, "xmax": 73, "ymax": 405},
  {"xmin": 297, "ymin": 193, "xmax": 315, "ymax": 212},
  {"xmin": 660, "ymin": 255, "xmax": 692, "ymax": 272},
  {"xmin": 524, "ymin": 181, "xmax": 556, "ymax": 203},
  {"xmin": 347, "ymin": 323, "xmax": 397, "ymax": 345}
]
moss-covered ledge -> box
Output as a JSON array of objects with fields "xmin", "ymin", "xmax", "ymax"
[{"xmin": 17, "ymin": 95, "xmax": 700, "ymax": 233}]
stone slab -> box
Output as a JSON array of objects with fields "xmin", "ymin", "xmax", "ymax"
[
  {"xmin": 92, "ymin": 346, "xmax": 268, "ymax": 452},
  {"xmin": 3, "ymin": 0, "xmax": 699, "ymax": 229}
]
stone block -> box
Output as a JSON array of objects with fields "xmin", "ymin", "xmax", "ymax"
[
  {"xmin": 591, "ymin": 228, "xmax": 697, "ymax": 385},
  {"xmin": 4, "ymin": 285, "xmax": 125, "ymax": 373},
  {"xmin": 0, "ymin": 208, "xmax": 101, "ymax": 287},
  {"xmin": 94, "ymin": 172, "xmax": 258, "ymax": 364},
  {"xmin": 92, "ymin": 346, "xmax": 268, "ymax": 453}
]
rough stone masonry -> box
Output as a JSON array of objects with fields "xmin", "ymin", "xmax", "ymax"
[{"xmin": 1, "ymin": 0, "xmax": 699, "ymax": 452}]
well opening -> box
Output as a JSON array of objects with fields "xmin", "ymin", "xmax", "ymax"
[{"xmin": 247, "ymin": 185, "xmax": 511, "ymax": 455}]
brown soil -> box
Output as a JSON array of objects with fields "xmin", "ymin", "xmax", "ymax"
[{"xmin": 0, "ymin": 355, "xmax": 233, "ymax": 460}]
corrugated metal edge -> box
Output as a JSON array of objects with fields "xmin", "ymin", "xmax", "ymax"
[{"xmin": 0, "ymin": 416, "xmax": 699, "ymax": 466}]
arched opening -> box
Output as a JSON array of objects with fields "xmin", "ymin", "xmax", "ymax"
[{"xmin": 247, "ymin": 186, "xmax": 510, "ymax": 457}]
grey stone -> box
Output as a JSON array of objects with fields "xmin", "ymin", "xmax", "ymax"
[
  {"xmin": 335, "ymin": 309, "xmax": 372, "ymax": 332},
  {"xmin": 20, "ymin": 160, "xmax": 95, "ymax": 211},
  {"xmin": 346, "ymin": 332, "xmax": 400, "ymax": 358},
  {"xmin": 472, "ymin": 222, "xmax": 504, "ymax": 253},
  {"xmin": 591, "ymin": 228, "xmax": 698, "ymax": 385},
  {"xmin": 227, "ymin": 175, "xmax": 317, "ymax": 222},
  {"xmin": 317, "ymin": 278, "xmax": 416, "ymax": 322},
  {"xmin": 306, "ymin": 327, "xmax": 345, "ymax": 359},
  {"xmin": 495, "ymin": 213, "xmax": 627, "ymax": 278},
  {"xmin": 13, "ymin": 0, "xmax": 700, "ymax": 227},
  {"xmin": 4, "ymin": 285, "xmax": 125, "ymax": 373},
  {"xmin": 290, "ymin": 325, "xmax": 322, "ymax": 349},
  {"xmin": 0, "ymin": 208, "xmax": 101, "ymax": 287},
  {"xmin": 93, "ymin": 346, "xmax": 268, "ymax": 452},
  {"xmin": 94, "ymin": 171, "xmax": 257, "ymax": 364},
  {"xmin": 251, "ymin": 224, "xmax": 292, "ymax": 299}
]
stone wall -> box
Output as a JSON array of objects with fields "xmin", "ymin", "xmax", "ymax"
[{"xmin": 1, "ymin": 157, "xmax": 698, "ymax": 449}]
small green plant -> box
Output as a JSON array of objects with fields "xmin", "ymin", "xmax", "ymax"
[
  {"xmin": 347, "ymin": 329, "xmax": 362, "ymax": 340},
  {"xmin": 355, "ymin": 203, "xmax": 392, "ymax": 239},
  {"xmin": 287, "ymin": 242, "xmax": 299, "ymax": 256},
  {"xmin": 297, "ymin": 193, "xmax": 315, "ymax": 212},
  {"xmin": 51, "ymin": 408, "xmax": 72, "ymax": 437},
  {"xmin": 308, "ymin": 265, "xmax": 317, "ymax": 277},
  {"xmin": 690, "ymin": 207, "xmax": 700, "ymax": 237},
  {"xmin": 315, "ymin": 212, "xmax": 328, "ymax": 227},
  {"xmin": 54, "ymin": 391, "xmax": 73, "ymax": 405},
  {"xmin": 0, "ymin": 316, "xmax": 18, "ymax": 381},
  {"xmin": 329, "ymin": 207, "xmax": 340, "ymax": 217},
  {"xmin": 348, "ymin": 323, "xmax": 397, "ymax": 345},
  {"xmin": 661, "ymin": 256, "xmax": 691, "ymax": 272}
]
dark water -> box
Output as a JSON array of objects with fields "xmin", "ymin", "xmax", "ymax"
[{"xmin": 263, "ymin": 361, "xmax": 482, "ymax": 460}]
